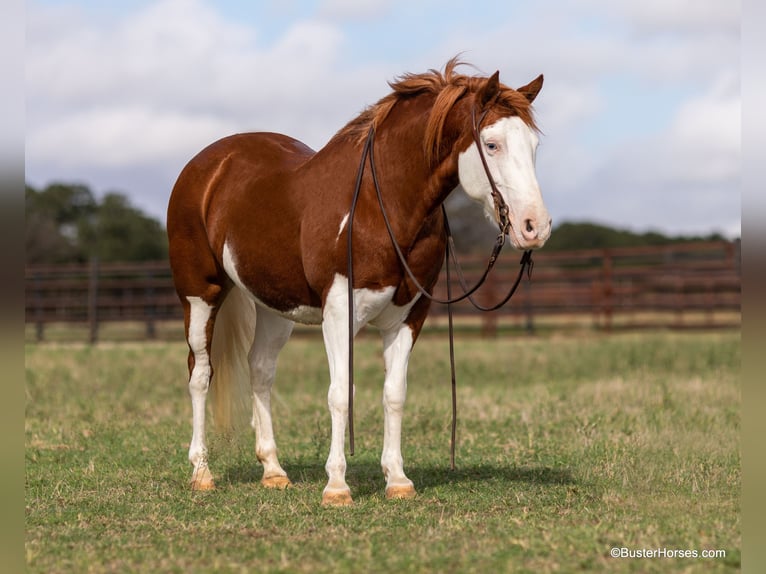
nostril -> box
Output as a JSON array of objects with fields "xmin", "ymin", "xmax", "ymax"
[{"xmin": 523, "ymin": 219, "xmax": 536, "ymax": 238}]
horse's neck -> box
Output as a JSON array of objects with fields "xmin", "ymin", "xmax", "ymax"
[
  {"xmin": 367, "ymin": 112, "xmax": 461, "ymax": 241},
  {"xmin": 305, "ymin": 97, "xmax": 464, "ymax": 245}
]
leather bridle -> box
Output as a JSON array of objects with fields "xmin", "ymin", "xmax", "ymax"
[{"xmin": 345, "ymin": 104, "xmax": 535, "ymax": 467}]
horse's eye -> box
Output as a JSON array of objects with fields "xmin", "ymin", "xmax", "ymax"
[{"xmin": 486, "ymin": 142, "xmax": 498, "ymax": 152}]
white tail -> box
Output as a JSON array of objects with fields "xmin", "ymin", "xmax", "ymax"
[{"xmin": 209, "ymin": 286, "xmax": 256, "ymax": 433}]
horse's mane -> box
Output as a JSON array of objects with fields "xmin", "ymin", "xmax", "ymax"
[{"xmin": 332, "ymin": 57, "xmax": 538, "ymax": 165}]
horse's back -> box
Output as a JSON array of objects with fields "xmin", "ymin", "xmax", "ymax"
[
  {"xmin": 169, "ymin": 132, "xmax": 315, "ymax": 226},
  {"xmin": 167, "ymin": 132, "xmax": 316, "ymax": 296},
  {"xmin": 172, "ymin": 132, "xmax": 313, "ymax": 197}
]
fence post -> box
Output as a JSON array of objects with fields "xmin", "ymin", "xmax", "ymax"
[
  {"xmin": 524, "ymin": 279, "xmax": 535, "ymax": 335},
  {"xmin": 602, "ymin": 249, "xmax": 613, "ymax": 332},
  {"xmin": 34, "ymin": 273, "xmax": 45, "ymax": 342},
  {"xmin": 480, "ymin": 269, "xmax": 498, "ymax": 337},
  {"xmin": 145, "ymin": 267, "xmax": 157, "ymax": 340},
  {"xmin": 88, "ymin": 257, "xmax": 99, "ymax": 344}
]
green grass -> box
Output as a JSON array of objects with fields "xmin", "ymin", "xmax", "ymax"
[{"xmin": 25, "ymin": 331, "xmax": 740, "ymax": 573}]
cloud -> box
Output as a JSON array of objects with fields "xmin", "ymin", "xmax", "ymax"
[
  {"xmin": 25, "ymin": 0, "xmax": 740, "ymax": 238},
  {"xmin": 26, "ymin": 0, "xmax": 355, "ymax": 168},
  {"xmin": 555, "ymin": 70, "xmax": 741, "ymax": 237},
  {"xmin": 597, "ymin": 0, "xmax": 740, "ymax": 35},
  {"xmin": 28, "ymin": 107, "xmax": 238, "ymax": 168},
  {"xmin": 318, "ymin": 0, "xmax": 391, "ymax": 20}
]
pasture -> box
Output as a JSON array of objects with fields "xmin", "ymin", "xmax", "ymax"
[{"xmin": 25, "ymin": 331, "xmax": 740, "ymax": 572}]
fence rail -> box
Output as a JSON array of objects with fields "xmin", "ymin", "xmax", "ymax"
[{"xmin": 25, "ymin": 241, "xmax": 740, "ymax": 342}]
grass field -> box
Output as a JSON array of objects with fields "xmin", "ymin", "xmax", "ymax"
[{"xmin": 25, "ymin": 331, "xmax": 740, "ymax": 573}]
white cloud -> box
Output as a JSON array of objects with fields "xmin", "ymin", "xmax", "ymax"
[
  {"xmin": 318, "ymin": 0, "xmax": 390, "ymax": 20},
  {"xmin": 601, "ymin": 0, "xmax": 740, "ymax": 35},
  {"xmin": 25, "ymin": 0, "xmax": 740, "ymax": 238},
  {"xmin": 26, "ymin": 0, "xmax": 354, "ymax": 167},
  {"xmin": 663, "ymin": 73, "xmax": 740, "ymax": 185},
  {"xmin": 27, "ymin": 107, "xmax": 239, "ymax": 168}
]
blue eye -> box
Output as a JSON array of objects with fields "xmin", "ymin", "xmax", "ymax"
[{"xmin": 486, "ymin": 142, "xmax": 498, "ymax": 152}]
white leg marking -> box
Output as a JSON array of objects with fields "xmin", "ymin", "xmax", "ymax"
[
  {"xmin": 249, "ymin": 306, "xmax": 294, "ymax": 487},
  {"xmin": 381, "ymin": 324, "xmax": 416, "ymax": 497},
  {"xmin": 186, "ymin": 296, "xmax": 214, "ymax": 488},
  {"xmin": 321, "ymin": 276, "xmax": 355, "ymax": 503},
  {"xmin": 319, "ymin": 274, "xmax": 398, "ymax": 503}
]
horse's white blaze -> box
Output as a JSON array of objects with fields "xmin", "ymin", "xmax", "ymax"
[
  {"xmin": 223, "ymin": 241, "xmax": 323, "ymax": 324},
  {"xmin": 458, "ymin": 116, "xmax": 551, "ymax": 249},
  {"xmin": 186, "ymin": 295, "xmax": 213, "ymax": 469}
]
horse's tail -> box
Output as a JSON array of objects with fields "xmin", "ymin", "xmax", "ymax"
[{"xmin": 209, "ymin": 286, "xmax": 255, "ymax": 434}]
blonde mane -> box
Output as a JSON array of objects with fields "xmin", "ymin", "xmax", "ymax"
[{"xmin": 332, "ymin": 57, "xmax": 538, "ymax": 165}]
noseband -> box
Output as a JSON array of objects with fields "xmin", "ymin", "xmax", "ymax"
[{"xmin": 345, "ymin": 106, "xmax": 535, "ymax": 465}]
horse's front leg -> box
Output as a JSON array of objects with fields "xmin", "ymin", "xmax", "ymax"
[
  {"xmin": 381, "ymin": 322, "xmax": 417, "ymax": 499},
  {"xmin": 320, "ymin": 281, "xmax": 355, "ymax": 506}
]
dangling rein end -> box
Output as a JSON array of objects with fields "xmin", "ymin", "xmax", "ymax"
[{"xmin": 521, "ymin": 249, "xmax": 534, "ymax": 279}]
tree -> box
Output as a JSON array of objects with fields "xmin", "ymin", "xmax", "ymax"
[
  {"xmin": 89, "ymin": 193, "xmax": 167, "ymax": 261},
  {"xmin": 25, "ymin": 183, "xmax": 97, "ymax": 263},
  {"xmin": 542, "ymin": 221, "xmax": 729, "ymax": 251},
  {"xmin": 25, "ymin": 182, "xmax": 168, "ymax": 263}
]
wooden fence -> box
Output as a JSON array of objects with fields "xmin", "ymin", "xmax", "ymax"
[
  {"xmin": 25, "ymin": 241, "xmax": 740, "ymax": 342},
  {"xmin": 430, "ymin": 240, "xmax": 741, "ymax": 334}
]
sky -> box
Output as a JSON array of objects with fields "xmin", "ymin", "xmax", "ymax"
[{"xmin": 25, "ymin": 0, "xmax": 741, "ymax": 238}]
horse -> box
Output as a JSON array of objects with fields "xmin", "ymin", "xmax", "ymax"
[{"xmin": 167, "ymin": 58, "xmax": 552, "ymax": 506}]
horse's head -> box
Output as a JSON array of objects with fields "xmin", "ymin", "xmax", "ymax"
[{"xmin": 457, "ymin": 72, "xmax": 551, "ymax": 250}]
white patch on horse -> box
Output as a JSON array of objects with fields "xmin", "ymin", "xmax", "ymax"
[
  {"xmin": 222, "ymin": 241, "xmax": 323, "ymax": 324},
  {"xmin": 323, "ymin": 273, "xmax": 421, "ymax": 330},
  {"xmin": 336, "ymin": 212, "xmax": 350, "ymax": 242}
]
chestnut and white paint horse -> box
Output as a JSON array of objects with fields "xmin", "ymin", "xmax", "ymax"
[{"xmin": 167, "ymin": 59, "xmax": 551, "ymax": 506}]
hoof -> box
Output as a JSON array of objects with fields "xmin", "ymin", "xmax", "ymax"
[
  {"xmin": 190, "ymin": 465, "xmax": 215, "ymax": 491},
  {"xmin": 385, "ymin": 484, "xmax": 417, "ymax": 500},
  {"xmin": 321, "ymin": 489, "xmax": 353, "ymax": 506},
  {"xmin": 261, "ymin": 475, "xmax": 292, "ymax": 489}
]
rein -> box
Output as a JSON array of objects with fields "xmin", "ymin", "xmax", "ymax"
[{"xmin": 346, "ymin": 107, "xmax": 534, "ymax": 466}]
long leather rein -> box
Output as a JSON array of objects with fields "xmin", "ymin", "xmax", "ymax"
[{"xmin": 345, "ymin": 106, "xmax": 534, "ymax": 467}]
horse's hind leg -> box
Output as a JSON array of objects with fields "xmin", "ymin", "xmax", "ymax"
[
  {"xmin": 249, "ymin": 305, "xmax": 294, "ymax": 488},
  {"xmin": 185, "ymin": 294, "xmax": 220, "ymax": 491}
]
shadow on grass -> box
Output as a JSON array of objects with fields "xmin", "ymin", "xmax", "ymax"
[{"xmin": 220, "ymin": 458, "xmax": 575, "ymax": 498}]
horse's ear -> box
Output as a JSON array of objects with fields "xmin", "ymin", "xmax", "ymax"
[
  {"xmin": 477, "ymin": 70, "xmax": 501, "ymax": 109},
  {"xmin": 517, "ymin": 74, "xmax": 544, "ymax": 103}
]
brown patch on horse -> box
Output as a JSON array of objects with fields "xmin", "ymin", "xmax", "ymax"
[{"xmin": 332, "ymin": 56, "xmax": 540, "ymax": 166}]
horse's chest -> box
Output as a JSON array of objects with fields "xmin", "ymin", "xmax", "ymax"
[{"xmin": 324, "ymin": 273, "xmax": 420, "ymax": 332}]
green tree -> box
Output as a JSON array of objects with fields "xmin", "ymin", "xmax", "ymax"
[
  {"xmin": 25, "ymin": 183, "xmax": 97, "ymax": 263},
  {"xmin": 89, "ymin": 192, "xmax": 167, "ymax": 261},
  {"xmin": 25, "ymin": 182, "xmax": 168, "ymax": 263},
  {"xmin": 542, "ymin": 221, "xmax": 727, "ymax": 251}
]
